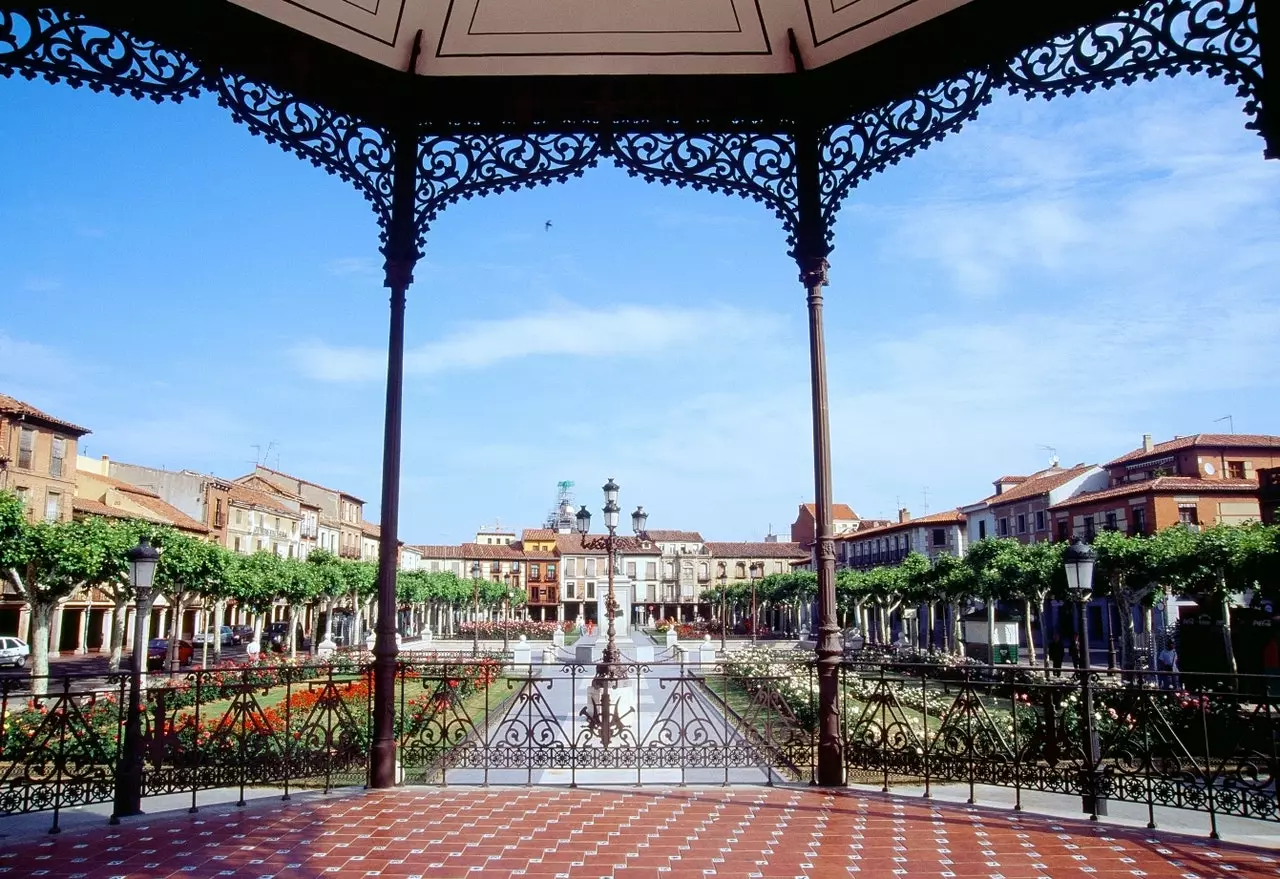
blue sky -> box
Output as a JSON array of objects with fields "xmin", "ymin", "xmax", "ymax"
[{"xmin": 2, "ymin": 72, "xmax": 1278, "ymax": 544}]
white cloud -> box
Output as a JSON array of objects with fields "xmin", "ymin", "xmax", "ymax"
[
  {"xmin": 291, "ymin": 302, "xmax": 773, "ymax": 382},
  {"xmin": 322, "ymin": 256, "xmax": 381, "ymax": 277}
]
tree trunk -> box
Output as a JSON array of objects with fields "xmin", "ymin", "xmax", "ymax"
[
  {"xmin": 286, "ymin": 604, "xmax": 299, "ymax": 658},
  {"xmin": 1115, "ymin": 592, "xmax": 1141, "ymax": 675},
  {"xmin": 167, "ymin": 595, "xmax": 184, "ymax": 673},
  {"xmin": 986, "ymin": 601, "xmax": 997, "ymax": 669},
  {"xmin": 926, "ymin": 602, "xmax": 936, "ymax": 651},
  {"xmin": 351, "ymin": 591, "xmax": 362, "ymax": 644},
  {"xmin": 1143, "ymin": 605, "xmax": 1155, "ymax": 673},
  {"xmin": 213, "ymin": 599, "xmax": 225, "ymax": 664},
  {"xmin": 951, "ymin": 602, "xmax": 965, "ymax": 657},
  {"xmin": 108, "ymin": 591, "xmax": 128, "ymax": 672},
  {"xmin": 1023, "ymin": 598, "xmax": 1037, "ymax": 668},
  {"xmin": 1221, "ymin": 591, "xmax": 1238, "ymax": 676},
  {"xmin": 1038, "ymin": 596, "xmax": 1051, "ymax": 673},
  {"xmin": 28, "ymin": 600, "xmax": 54, "ymax": 696}
]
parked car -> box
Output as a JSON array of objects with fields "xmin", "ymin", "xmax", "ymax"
[
  {"xmin": 147, "ymin": 638, "xmax": 193, "ymax": 670},
  {"xmin": 194, "ymin": 626, "xmax": 239, "ymax": 647},
  {"xmin": 263, "ymin": 622, "xmax": 310, "ymax": 652},
  {"xmin": 232, "ymin": 625, "xmax": 255, "ymax": 643},
  {"xmin": 0, "ymin": 636, "xmax": 30, "ymax": 668}
]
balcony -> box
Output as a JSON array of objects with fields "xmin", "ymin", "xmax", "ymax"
[
  {"xmin": 339, "ymin": 545, "xmax": 361, "ymax": 560},
  {"xmin": 252, "ymin": 525, "xmax": 292, "ymax": 541},
  {"xmin": 300, "ymin": 522, "xmax": 318, "ymax": 538}
]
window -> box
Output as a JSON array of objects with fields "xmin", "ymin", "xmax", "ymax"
[
  {"xmin": 586, "ymin": 582, "xmax": 596, "ymax": 599},
  {"xmin": 1104, "ymin": 511, "xmax": 1118, "ymax": 531},
  {"xmin": 235, "ymin": 509, "xmax": 243, "ymax": 525},
  {"xmin": 547, "ymin": 563, "xmax": 556, "ymax": 579},
  {"xmin": 698, "ymin": 562, "xmax": 708, "ymax": 580},
  {"xmin": 14, "ymin": 486, "xmax": 30, "ymax": 513},
  {"xmin": 1016, "ymin": 514, "xmax": 1027, "ymax": 534},
  {"xmin": 1178, "ymin": 504, "xmax": 1199, "ymax": 525},
  {"xmin": 585, "ymin": 558, "xmax": 596, "ymax": 578},
  {"xmin": 735, "ymin": 561, "xmax": 746, "ymax": 578},
  {"xmin": 1083, "ymin": 515, "xmax": 1096, "ymax": 539},
  {"xmin": 565, "ymin": 558, "xmax": 576, "ymax": 577},
  {"xmin": 998, "ymin": 517, "xmax": 1009, "ymax": 536},
  {"xmin": 234, "ymin": 536, "xmax": 242, "ymax": 553},
  {"xmin": 1035, "ymin": 511, "xmax": 1046, "ymax": 532},
  {"xmin": 529, "ymin": 563, "xmax": 540, "ymax": 579},
  {"xmin": 978, "ymin": 520, "xmax": 987, "ymax": 539},
  {"xmin": 626, "ymin": 561, "xmax": 636, "ymax": 578},
  {"xmin": 566, "ymin": 583, "xmax": 576, "ymax": 599},
  {"xmin": 44, "ymin": 491, "xmax": 61, "ymax": 522},
  {"xmin": 664, "ymin": 561, "xmax": 674, "ymax": 578},
  {"xmin": 1131, "ymin": 507, "xmax": 1146, "ymax": 535},
  {"xmin": 17, "ymin": 428, "xmax": 34, "ymax": 469},
  {"xmin": 49, "ymin": 437, "xmax": 65, "ymax": 478},
  {"xmin": 430, "ymin": 560, "xmax": 440, "ymax": 572},
  {"xmin": 1057, "ymin": 519, "xmax": 1069, "ymax": 541},
  {"xmin": 932, "ymin": 528, "xmax": 947, "ymax": 547},
  {"xmin": 214, "ymin": 499, "xmax": 224, "ymax": 528},
  {"xmin": 1227, "ymin": 460, "xmax": 1246, "ymax": 479},
  {"xmin": 646, "ymin": 561, "xmax": 657, "ymax": 579}
]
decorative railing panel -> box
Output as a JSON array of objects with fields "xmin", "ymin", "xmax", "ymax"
[{"xmin": 1, "ymin": 655, "xmax": 1276, "ymax": 833}]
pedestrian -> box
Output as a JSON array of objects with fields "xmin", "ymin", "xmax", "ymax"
[
  {"xmin": 1157, "ymin": 642, "xmax": 1178, "ymax": 690},
  {"xmin": 1068, "ymin": 636, "xmax": 1081, "ymax": 670},
  {"xmin": 1048, "ymin": 632, "xmax": 1065, "ymax": 677}
]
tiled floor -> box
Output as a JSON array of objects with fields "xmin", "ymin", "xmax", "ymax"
[{"xmin": 1, "ymin": 787, "xmax": 1276, "ymax": 879}]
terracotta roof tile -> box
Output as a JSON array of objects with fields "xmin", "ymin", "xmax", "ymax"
[
  {"xmin": 226, "ymin": 482, "xmax": 295, "ymax": 516},
  {"xmin": 1049, "ymin": 476, "xmax": 1259, "ymax": 509},
  {"xmin": 1106, "ymin": 434, "xmax": 1280, "ymax": 467},
  {"xmin": 236, "ymin": 473, "xmax": 304, "ymax": 501},
  {"xmin": 985, "ymin": 465, "xmax": 1095, "ymax": 506},
  {"xmin": 835, "ymin": 509, "xmax": 965, "ymax": 541},
  {"xmin": 521, "ymin": 528, "xmax": 556, "ymax": 541},
  {"xmin": 704, "ymin": 541, "xmax": 810, "ymax": 558},
  {"xmin": 412, "ymin": 545, "xmax": 468, "ymax": 559},
  {"xmin": 0, "ymin": 393, "xmax": 90, "ymax": 435},
  {"xmin": 361, "ymin": 521, "xmax": 381, "ymax": 538},
  {"xmin": 72, "ymin": 494, "xmax": 209, "ymax": 535},
  {"xmin": 244, "ymin": 465, "xmax": 366, "ymax": 504},
  {"xmin": 645, "ymin": 530, "xmax": 705, "ymax": 542},
  {"xmin": 461, "ymin": 542, "xmax": 526, "ymax": 560},
  {"xmin": 802, "ymin": 503, "xmax": 859, "ymax": 521}
]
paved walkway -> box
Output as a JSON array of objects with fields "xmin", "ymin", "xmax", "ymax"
[{"xmin": 2, "ymin": 786, "xmax": 1276, "ymax": 879}]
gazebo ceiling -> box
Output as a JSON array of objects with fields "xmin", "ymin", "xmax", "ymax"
[
  {"xmin": 74, "ymin": 0, "xmax": 1137, "ymax": 126},
  {"xmin": 228, "ymin": 0, "xmax": 977, "ymax": 77}
]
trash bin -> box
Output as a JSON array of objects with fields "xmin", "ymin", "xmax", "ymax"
[{"xmin": 995, "ymin": 644, "xmax": 1018, "ymax": 664}]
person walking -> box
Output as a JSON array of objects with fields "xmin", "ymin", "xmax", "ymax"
[
  {"xmin": 1158, "ymin": 642, "xmax": 1178, "ymax": 690},
  {"xmin": 1048, "ymin": 632, "xmax": 1065, "ymax": 677}
]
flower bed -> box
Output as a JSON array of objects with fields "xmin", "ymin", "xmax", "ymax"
[{"xmin": 450, "ymin": 620, "xmax": 569, "ymax": 640}]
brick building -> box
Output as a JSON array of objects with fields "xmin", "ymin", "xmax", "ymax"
[{"xmin": 0, "ymin": 394, "xmax": 89, "ymax": 524}]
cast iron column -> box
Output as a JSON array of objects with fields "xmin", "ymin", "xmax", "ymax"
[
  {"xmin": 370, "ymin": 121, "xmax": 418, "ymax": 789},
  {"xmin": 796, "ymin": 121, "xmax": 843, "ymax": 785},
  {"xmin": 1258, "ymin": 0, "xmax": 1278, "ymax": 160}
]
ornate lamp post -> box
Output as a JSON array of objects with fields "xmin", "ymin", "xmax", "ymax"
[
  {"xmin": 1064, "ymin": 536, "xmax": 1106, "ymax": 819},
  {"xmin": 470, "ymin": 560, "xmax": 481, "ymax": 656},
  {"xmin": 749, "ymin": 561, "xmax": 763, "ymax": 644},
  {"xmin": 112, "ymin": 535, "xmax": 159, "ymax": 823},
  {"xmin": 576, "ymin": 480, "xmax": 648, "ymax": 746}
]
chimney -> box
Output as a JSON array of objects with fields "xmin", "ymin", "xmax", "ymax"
[
  {"xmin": 1142, "ymin": 434, "xmax": 1154, "ymax": 453},
  {"xmin": 898, "ymin": 508, "xmax": 910, "ymax": 524}
]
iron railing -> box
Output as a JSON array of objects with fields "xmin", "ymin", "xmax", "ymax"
[{"xmin": 1, "ymin": 653, "xmax": 1275, "ymax": 836}]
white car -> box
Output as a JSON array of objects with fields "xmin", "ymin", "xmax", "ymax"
[{"xmin": 0, "ymin": 636, "xmax": 30, "ymax": 668}]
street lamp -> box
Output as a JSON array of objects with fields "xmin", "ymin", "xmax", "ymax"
[
  {"xmin": 470, "ymin": 560, "xmax": 481, "ymax": 656},
  {"xmin": 749, "ymin": 561, "xmax": 763, "ymax": 644},
  {"xmin": 1063, "ymin": 536, "xmax": 1106, "ymax": 818},
  {"xmin": 112, "ymin": 535, "xmax": 159, "ymax": 823},
  {"xmin": 578, "ymin": 478, "xmax": 649, "ymax": 746}
]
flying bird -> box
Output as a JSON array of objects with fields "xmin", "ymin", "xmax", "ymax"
[{"xmin": 544, "ymin": 220, "xmax": 553, "ymax": 231}]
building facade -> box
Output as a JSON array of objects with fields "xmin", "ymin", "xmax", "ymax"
[
  {"xmin": 835, "ymin": 509, "xmax": 967, "ymax": 569},
  {"xmin": 519, "ymin": 529, "xmax": 560, "ymax": 621},
  {"xmin": 984, "ymin": 464, "xmax": 1108, "ymax": 544},
  {"xmin": 0, "ymin": 394, "xmax": 90, "ymax": 524},
  {"xmin": 647, "ymin": 530, "xmax": 710, "ymax": 621}
]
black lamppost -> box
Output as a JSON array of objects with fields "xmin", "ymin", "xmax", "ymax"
[
  {"xmin": 470, "ymin": 560, "xmax": 481, "ymax": 656},
  {"xmin": 749, "ymin": 561, "xmax": 763, "ymax": 644},
  {"xmin": 112, "ymin": 535, "xmax": 159, "ymax": 823},
  {"xmin": 577, "ymin": 481, "xmax": 648, "ymax": 745},
  {"xmin": 1065, "ymin": 536, "xmax": 1106, "ymax": 818}
]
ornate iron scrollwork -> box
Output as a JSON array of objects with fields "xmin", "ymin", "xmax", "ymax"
[
  {"xmin": 215, "ymin": 74, "xmax": 395, "ymax": 237},
  {"xmin": 819, "ymin": 0, "xmax": 1265, "ymax": 239},
  {"xmin": 415, "ymin": 131, "xmax": 604, "ymax": 248},
  {"xmin": 0, "ymin": 7, "xmax": 204, "ymax": 100}
]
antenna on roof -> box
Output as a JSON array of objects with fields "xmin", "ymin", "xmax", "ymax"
[
  {"xmin": 921, "ymin": 486, "xmax": 930, "ymax": 514},
  {"xmin": 1038, "ymin": 444, "xmax": 1059, "ymax": 468},
  {"xmin": 250, "ymin": 444, "xmax": 261, "ymax": 466},
  {"xmin": 1214, "ymin": 414, "xmax": 1234, "ymax": 434}
]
